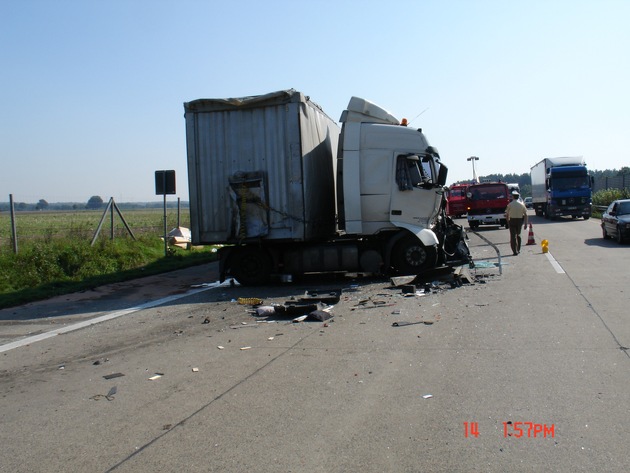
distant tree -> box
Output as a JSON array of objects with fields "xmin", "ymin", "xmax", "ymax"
[
  {"xmin": 618, "ymin": 167, "xmax": 630, "ymax": 176},
  {"xmin": 86, "ymin": 195, "xmax": 104, "ymax": 209},
  {"xmin": 16, "ymin": 202, "xmax": 27, "ymax": 211},
  {"xmin": 36, "ymin": 199, "xmax": 49, "ymax": 210}
]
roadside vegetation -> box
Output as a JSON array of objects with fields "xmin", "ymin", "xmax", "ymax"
[
  {"xmin": 0, "ymin": 208, "xmax": 218, "ymax": 309},
  {"xmin": 592, "ymin": 188, "xmax": 630, "ymax": 218}
]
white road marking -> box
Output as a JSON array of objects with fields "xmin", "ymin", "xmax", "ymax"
[
  {"xmin": 545, "ymin": 252, "xmax": 565, "ymax": 274},
  {"xmin": 0, "ymin": 281, "xmax": 229, "ymax": 354}
]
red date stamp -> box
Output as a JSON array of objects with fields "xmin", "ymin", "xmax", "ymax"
[{"xmin": 463, "ymin": 421, "xmax": 555, "ymax": 438}]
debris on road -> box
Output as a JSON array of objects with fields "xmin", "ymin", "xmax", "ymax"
[
  {"xmin": 392, "ymin": 321, "xmax": 435, "ymax": 327},
  {"xmin": 103, "ymin": 372, "xmax": 125, "ymax": 380},
  {"xmin": 90, "ymin": 386, "xmax": 117, "ymax": 401},
  {"xmin": 148, "ymin": 373, "xmax": 163, "ymax": 380},
  {"xmin": 307, "ymin": 310, "xmax": 333, "ymax": 322},
  {"xmin": 238, "ymin": 297, "xmax": 263, "ymax": 305}
]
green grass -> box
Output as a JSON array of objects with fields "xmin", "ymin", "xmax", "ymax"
[{"xmin": 0, "ymin": 208, "xmax": 218, "ymax": 309}]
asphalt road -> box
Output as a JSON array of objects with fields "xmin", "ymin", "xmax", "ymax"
[{"xmin": 1, "ymin": 212, "xmax": 629, "ymax": 473}]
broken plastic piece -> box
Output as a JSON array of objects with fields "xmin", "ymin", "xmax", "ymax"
[
  {"xmin": 103, "ymin": 372, "xmax": 125, "ymax": 380},
  {"xmin": 256, "ymin": 306, "xmax": 276, "ymax": 317},
  {"xmin": 238, "ymin": 297, "xmax": 263, "ymax": 305},
  {"xmin": 307, "ymin": 310, "xmax": 332, "ymax": 322}
]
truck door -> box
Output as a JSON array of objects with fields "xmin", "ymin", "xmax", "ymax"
[{"xmin": 390, "ymin": 153, "xmax": 441, "ymax": 229}]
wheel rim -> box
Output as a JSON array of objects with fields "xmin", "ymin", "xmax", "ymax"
[
  {"xmin": 393, "ymin": 236, "xmax": 437, "ymax": 274},
  {"xmin": 403, "ymin": 244, "xmax": 428, "ymax": 267}
]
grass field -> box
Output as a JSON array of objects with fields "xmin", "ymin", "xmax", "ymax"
[
  {"xmin": 0, "ymin": 207, "xmax": 217, "ymax": 308},
  {"xmin": 0, "ymin": 207, "xmax": 191, "ymax": 249}
]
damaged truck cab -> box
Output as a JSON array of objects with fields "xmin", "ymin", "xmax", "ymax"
[{"xmin": 184, "ymin": 90, "xmax": 469, "ymax": 285}]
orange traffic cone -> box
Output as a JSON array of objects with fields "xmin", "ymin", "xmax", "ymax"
[{"xmin": 526, "ymin": 223, "xmax": 536, "ymax": 245}]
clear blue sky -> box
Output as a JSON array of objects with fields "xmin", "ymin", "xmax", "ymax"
[{"xmin": 2, "ymin": 0, "xmax": 629, "ymax": 203}]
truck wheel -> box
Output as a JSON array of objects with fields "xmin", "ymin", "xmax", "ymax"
[
  {"xmin": 583, "ymin": 215, "xmax": 590, "ymax": 220},
  {"xmin": 229, "ymin": 248, "xmax": 272, "ymax": 285},
  {"xmin": 392, "ymin": 236, "xmax": 437, "ymax": 274}
]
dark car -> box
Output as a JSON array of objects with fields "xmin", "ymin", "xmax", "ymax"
[
  {"xmin": 524, "ymin": 197, "xmax": 533, "ymax": 209},
  {"xmin": 601, "ymin": 199, "xmax": 630, "ymax": 244}
]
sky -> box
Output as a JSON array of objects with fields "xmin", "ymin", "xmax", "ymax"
[{"xmin": 1, "ymin": 0, "xmax": 629, "ymax": 203}]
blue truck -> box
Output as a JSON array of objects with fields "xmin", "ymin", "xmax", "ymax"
[{"xmin": 530, "ymin": 157, "xmax": 593, "ymax": 219}]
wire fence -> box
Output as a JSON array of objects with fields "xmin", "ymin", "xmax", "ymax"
[
  {"xmin": 593, "ymin": 174, "xmax": 630, "ymax": 193},
  {"xmin": 0, "ymin": 206, "xmax": 191, "ymax": 253}
]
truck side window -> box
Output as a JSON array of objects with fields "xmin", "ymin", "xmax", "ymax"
[{"xmin": 396, "ymin": 155, "xmax": 419, "ymax": 190}]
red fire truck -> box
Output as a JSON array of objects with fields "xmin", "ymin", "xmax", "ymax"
[
  {"xmin": 446, "ymin": 184, "xmax": 469, "ymax": 218},
  {"xmin": 466, "ymin": 181, "xmax": 510, "ymax": 230}
]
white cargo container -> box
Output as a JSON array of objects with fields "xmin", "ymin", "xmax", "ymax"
[{"xmin": 184, "ymin": 90, "xmax": 470, "ymax": 284}]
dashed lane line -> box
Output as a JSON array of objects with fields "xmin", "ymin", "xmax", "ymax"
[{"xmin": 545, "ymin": 252, "xmax": 566, "ymax": 274}]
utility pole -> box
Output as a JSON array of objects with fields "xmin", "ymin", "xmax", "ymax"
[{"xmin": 467, "ymin": 156, "xmax": 480, "ymax": 183}]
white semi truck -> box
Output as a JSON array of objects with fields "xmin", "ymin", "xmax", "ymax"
[{"xmin": 184, "ymin": 89, "xmax": 470, "ymax": 284}]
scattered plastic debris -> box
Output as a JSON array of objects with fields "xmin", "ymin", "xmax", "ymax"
[
  {"xmin": 238, "ymin": 297, "xmax": 263, "ymax": 305},
  {"xmin": 90, "ymin": 386, "xmax": 117, "ymax": 401},
  {"xmin": 392, "ymin": 321, "xmax": 434, "ymax": 327},
  {"xmin": 256, "ymin": 306, "xmax": 276, "ymax": 317},
  {"xmin": 148, "ymin": 373, "xmax": 163, "ymax": 381},
  {"xmin": 240, "ymin": 346, "xmax": 252, "ymax": 350},
  {"xmin": 422, "ymin": 394, "xmax": 433, "ymax": 399},
  {"xmin": 217, "ymin": 346, "xmax": 225, "ymax": 350},
  {"xmin": 103, "ymin": 372, "xmax": 125, "ymax": 380},
  {"xmin": 192, "ymin": 367, "xmax": 199, "ymax": 372}
]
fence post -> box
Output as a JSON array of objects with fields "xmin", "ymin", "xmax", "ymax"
[{"xmin": 9, "ymin": 194, "xmax": 18, "ymax": 254}]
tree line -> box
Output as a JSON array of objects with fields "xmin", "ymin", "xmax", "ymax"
[{"xmin": 454, "ymin": 167, "xmax": 630, "ymax": 198}]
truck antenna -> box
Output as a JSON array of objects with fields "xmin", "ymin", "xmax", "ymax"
[{"xmin": 408, "ymin": 107, "xmax": 429, "ymax": 125}]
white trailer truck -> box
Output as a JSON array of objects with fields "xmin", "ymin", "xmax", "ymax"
[{"xmin": 184, "ymin": 90, "xmax": 470, "ymax": 284}]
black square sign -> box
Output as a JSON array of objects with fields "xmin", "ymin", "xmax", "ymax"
[{"xmin": 155, "ymin": 170, "xmax": 176, "ymax": 195}]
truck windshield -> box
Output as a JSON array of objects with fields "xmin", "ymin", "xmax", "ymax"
[
  {"xmin": 468, "ymin": 185, "xmax": 506, "ymax": 200},
  {"xmin": 552, "ymin": 176, "xmax": 590, "ymax": 191}
]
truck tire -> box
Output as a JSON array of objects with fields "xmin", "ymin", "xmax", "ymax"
[
  {"xmin": 229, "ymin": 247, "xmax": 272, "ymax": 285},
  {"xmin": 392, "ymin": 236, "xmax": 437, "ymax": 275}
]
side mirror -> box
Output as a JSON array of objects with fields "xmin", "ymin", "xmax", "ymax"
[{"xmin": 437, "ymin": 164, "xmax": 448, "ymax": 186}]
